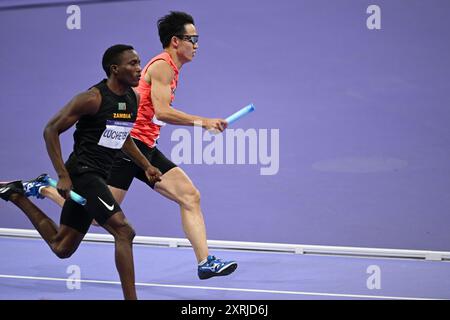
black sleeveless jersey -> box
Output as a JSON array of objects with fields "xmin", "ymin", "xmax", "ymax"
[{"xmin": 65, "ymin": 79, "xmax": 138, "ymax": 178}]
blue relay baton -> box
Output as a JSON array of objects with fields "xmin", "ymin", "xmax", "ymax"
[
  {"xmin": 47, "ymin": 177, "xmax": 87, "ymax": 206},
  {"xmin": 226, "ymin": 104, "xmax": 255, "ymax": 126}
]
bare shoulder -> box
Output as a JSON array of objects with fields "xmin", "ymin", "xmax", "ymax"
[
  {"xmin": 147, "ymin": 60, "xmax": 174, "ymax": 84},
  {"xmin": 83, "ymin": 87, "xmax": 102, "ymax": 102},
  {"xmin": 68, "ymin": 87, "xmax": 102, "ymax": 116}
]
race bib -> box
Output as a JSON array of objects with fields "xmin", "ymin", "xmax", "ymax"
[{"xmin": 98, "ymin": 120, "xmax": 134, "ymax": 149}]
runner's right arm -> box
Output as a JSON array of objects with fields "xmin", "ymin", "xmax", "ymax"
[
  {"xmin": 149, "ymin": 60, "xmax": 227, "ymax": 132},
  {"xmin": 43, "ymin": 89, "xmax": 101, "ymax": 199}
]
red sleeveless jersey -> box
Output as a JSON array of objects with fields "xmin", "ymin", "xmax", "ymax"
[{"xmin": 131, "ymin": 52, "xmax": 179, "ymax": 148}]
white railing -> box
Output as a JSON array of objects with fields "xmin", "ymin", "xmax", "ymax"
[{"xmin": 1, "ymin": 228, "xmax": 449, "ymax": 261}]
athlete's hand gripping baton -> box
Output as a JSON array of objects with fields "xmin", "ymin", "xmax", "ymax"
[{"xmin": 48, "ymin": 177, "xmax": 87, "ymax": 206}]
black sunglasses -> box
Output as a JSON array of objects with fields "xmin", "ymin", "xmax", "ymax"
[{"xmin": 175, "ymin": 34, "xmax": 199, "ymax": 45}]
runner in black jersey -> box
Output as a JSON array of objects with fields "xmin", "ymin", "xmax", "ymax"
[{"xmin": 0, "ymin": 45, "xmax": 161, "ymax": 300}]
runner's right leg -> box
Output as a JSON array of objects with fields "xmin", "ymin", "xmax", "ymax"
[{"xmin": 1, "ymin": 181, "xmax": 84, "ymax": 258}]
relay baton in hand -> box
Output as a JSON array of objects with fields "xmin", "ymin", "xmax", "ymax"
[
  {"xmin": 225, "ymin": 103, "xmax": 255, "ymax": 126},
  {"xmin": 48, "ymin": 177, "xmax": 87, "ymax": 206}
]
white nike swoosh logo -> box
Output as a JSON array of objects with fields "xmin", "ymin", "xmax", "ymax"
[{"xmin": 97, "ymin": 197, "xmax": 114, "ymax": 211}]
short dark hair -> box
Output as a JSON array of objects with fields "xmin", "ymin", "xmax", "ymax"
[
  {"xmin": 102, "ymin": 44, "xmax": 134, "ymax": 77},
  {"xmin": 157, "ymin": 11, "xmax": 195, "ymax": 48}
]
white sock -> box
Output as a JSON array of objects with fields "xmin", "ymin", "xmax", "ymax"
[{"xmin": 198, "ymin": 258, "xmax": 208, "ymax": 266}]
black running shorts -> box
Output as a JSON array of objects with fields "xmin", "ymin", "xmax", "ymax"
[
  {"xmin": 107, "ymin": 138, "xmax": 177, "ymax": 191},
  {"xmin": 60, "ymin": 172, "xmax": 122, "ymax": 234}
]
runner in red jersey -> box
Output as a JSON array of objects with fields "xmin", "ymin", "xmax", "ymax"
[
  {"xmin": 131, "ymin": 51, "xmax": 179, "ymax": 148},
  {"xmin": 107, "ymin": 12, "xmax": 238, "ymax": 280}
]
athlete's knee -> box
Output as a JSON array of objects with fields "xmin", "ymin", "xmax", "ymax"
[
  {"xmin": 112, "ymin": 221, "xmax": 136, "ymax": 242},
  {"xmin": 179, "ymin": 186, "xmax": 201, "ymax": 209},
  {"xmin": 53, "ymin": 245, "xmax": 75, "ymax": 259},
  {"xmin": 116, "ymin": 225, "xmax": 136, "ymax": 243}
]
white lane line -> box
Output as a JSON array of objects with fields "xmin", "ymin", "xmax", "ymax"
[{"xmin": 0, "ymin": 274, "xmax": 444, "ymax": 300}]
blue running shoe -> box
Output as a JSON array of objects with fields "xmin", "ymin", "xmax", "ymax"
[
  {"xmin": 198, "ymin": 255, "xmax": 238, "ymax": 280},
  {"xmin": 23, "ymin": 174, "xmax": 50, "ymax": 199}
]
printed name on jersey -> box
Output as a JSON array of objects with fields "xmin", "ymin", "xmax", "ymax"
[{"xmin": 98, "ymin": 120, "xmax": 134, "ymax": 149}]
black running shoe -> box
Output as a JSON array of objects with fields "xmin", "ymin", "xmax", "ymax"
[{"xmin": 0, "ymin": 180, "xmax": 25, "ymax": 201}]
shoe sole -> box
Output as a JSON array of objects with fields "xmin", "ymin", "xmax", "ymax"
[{"xmin": 199, "ymin": 263, "xmax": 238, "ymax": 280}]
